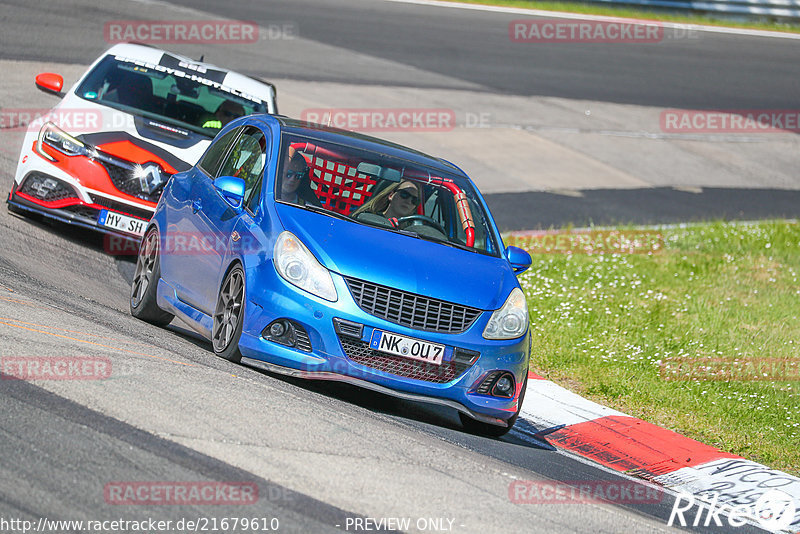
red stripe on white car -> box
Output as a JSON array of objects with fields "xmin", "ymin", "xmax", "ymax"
[{"xmin": 97, "ymin": 140, "xmax": 179, "ymax": 174}]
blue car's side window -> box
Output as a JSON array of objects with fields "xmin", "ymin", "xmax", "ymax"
[
  {"xmin": 215, "ymin": 126, "xmax": 268, "ymax": 214},
  {"xmin": 197, "ymin": 127, "xmax": 241, "ymax": 178}
]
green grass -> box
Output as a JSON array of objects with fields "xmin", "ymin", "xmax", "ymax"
[
  {"xmin": 510, "ymin": 221, "xmax": 800, "ymax": 476},
  {"xmin": 445, "ymin": 0, "xmax": 800, "ymax": 34}
]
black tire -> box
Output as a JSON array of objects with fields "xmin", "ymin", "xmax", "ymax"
[
  {"xmin": 130, "ymin": 227, "xmax": 174, "ymax": 326},
  {"xmin": 212, "ymin": 264, "xmax": 245, "ymax": 364},
  {"xmin": 460, "ymin": 374, "xmax": 528, "ymax": 438}
]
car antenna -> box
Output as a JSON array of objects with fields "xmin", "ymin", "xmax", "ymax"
[{"xmin": 198, "ymin": 55, "xmax": 204, "ymax": 62}]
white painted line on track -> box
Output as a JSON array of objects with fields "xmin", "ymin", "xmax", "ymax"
[
  {"xmin": 384, "ymin": 0, "xmax": 800, "ymax": 40},
  {"xmin": 519, "ymin": 378, "xmax": 626, "ymax": 429}
]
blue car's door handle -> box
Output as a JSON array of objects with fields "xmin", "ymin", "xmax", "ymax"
[{"xmin": 192, "ymin": 200, "xmax": 202, "ymax": 213}]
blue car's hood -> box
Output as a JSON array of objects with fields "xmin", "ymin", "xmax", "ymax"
[{"xmin": 275, "ymin": 204, "xmax": 517, "ymax": 310}]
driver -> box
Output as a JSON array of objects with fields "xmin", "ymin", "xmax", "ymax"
[
  {"xmin": 383, "ymin": 181, "xmax": 421, "ymax": 220},
  {"xmin": 279, "ymin": 152, "xmax": 322, "ymax": 206},
  {"xmin": 354, "ymin": 180, "xmax": 421, "ymax": 225}
]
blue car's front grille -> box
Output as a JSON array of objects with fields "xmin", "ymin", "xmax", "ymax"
[
  {"xmin": 344, "ymin": 277, "xmax": 482, "ymax": 334},
  {"xmin": 338, "ymin": 336, "xmax": 475, "ymax": 383}
]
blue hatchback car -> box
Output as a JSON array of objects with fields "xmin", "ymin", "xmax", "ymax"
[{"xmin": 130, "ymin": 114, "xmax": 532, "ymax": 436}]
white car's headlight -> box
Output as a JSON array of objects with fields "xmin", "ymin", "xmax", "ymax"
[
  {"xmin": 483, "ymin": 287, "xmax": 528, "ymax": 340},
  {"xmin": 36, "ymin": 122, "xmax": 92, "ymax": 160},
  {"xmin": 273, "ymin": 231, "xmax": 337, "ymax": 302}
]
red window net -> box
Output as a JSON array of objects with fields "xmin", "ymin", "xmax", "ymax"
[{"xmin": 305, "ymin": 155, "xmax": 377, "ymax": 215}]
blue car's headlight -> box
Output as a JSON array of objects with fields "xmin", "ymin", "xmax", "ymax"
[
  {"xmin": 483, "ymin": 288, "xmax": 528, "ymax": 340},
  {"xmin": 273, "ymin": 231, "xmax": 337, "ymax": 302}
]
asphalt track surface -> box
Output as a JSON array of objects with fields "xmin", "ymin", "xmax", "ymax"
[
  {"xmin": 486, "ymin": 187, "xmax": 800, "ymax": 230},
  {"xmin": 4, "ymin": 0, "xmax": 798, "ymax": 229},
  {"xmin": 5, "ymin": 0, "xmax": 800, "ymax": 109},
  {"xmin": 0, "ymin": 0, "xmax": 794, "ymax": 532},
  {"xmin": 170, "ymin": 0, "xmax": 800, "ymax": 109}
]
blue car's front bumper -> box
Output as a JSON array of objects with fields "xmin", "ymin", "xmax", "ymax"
[{"xmin": 233, "ymin": 263, "xmax": 530, "ymax": 427}]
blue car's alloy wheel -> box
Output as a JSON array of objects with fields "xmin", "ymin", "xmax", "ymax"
[
  {"xmin": 212, "ymin": 265, "xmax": 245, "ymax": 363},
  {"xmin": 130, "ymin": 227, "xmax": 174, "ymax": 326}
]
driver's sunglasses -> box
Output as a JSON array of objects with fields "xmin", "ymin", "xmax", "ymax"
[
  {"xmin": 285, "ymin": 170, "xmax": 306, "ymax": 180},
  {"xmin": 397, "ymin": 190, "xmax": 420, "ymax": 204}
]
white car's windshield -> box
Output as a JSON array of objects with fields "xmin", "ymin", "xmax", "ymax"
[
  {"xmin": 75, "ymin": 55, "xmax": 270, "ymax": 137},
  {"xmin": 276, "ymin": 134, "xmax": 500, "ymax": 256}
]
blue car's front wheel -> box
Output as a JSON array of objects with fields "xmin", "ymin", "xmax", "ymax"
[{"xmin": 212, "ymin": 264, "xmax": 245, "ymax": 363}]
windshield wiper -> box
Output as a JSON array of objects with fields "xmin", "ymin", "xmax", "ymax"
[
  {"xmin": 361, "ymin": 220, "xmax": 420, "ymax": 239},
  {"xmin": 296, "ymin": 203, "xmax": 351, "ymax": 221},
  {"xmin": 412, "ymin": 233, "xmax": 474, "ymax": 252}
]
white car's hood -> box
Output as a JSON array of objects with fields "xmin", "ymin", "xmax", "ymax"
[{"xmin": 36, "ymin": 94, "xmax": 210, "ymax": 172}]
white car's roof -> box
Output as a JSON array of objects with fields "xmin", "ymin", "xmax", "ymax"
[{"xmin": 100, "ymin": 43, "xmax": 276, "ymax": 110}]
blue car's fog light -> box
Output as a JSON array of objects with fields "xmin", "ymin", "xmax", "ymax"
[
  {"xmin": 476, "ymin": 370, "xmax": 516, "ymax": 398},
  {"xmin": 262, "ymin": 319, "xmax": 312, "ymax": 352},
  {"xmin": 492, "ymin": 374, "xmax": 515, "ymax": 397},
  {"xmin": 269, "ymin": 322, "xmax": 287, "ymax": 337}
]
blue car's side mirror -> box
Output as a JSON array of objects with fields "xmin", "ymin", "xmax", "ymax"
[
  {"xmin": 215, "ymin": 175, "xmax": 245, "ymax": 209},
  {"xmin": 504, "ymin": 245, "xmax": 531, "ymax": 274}
]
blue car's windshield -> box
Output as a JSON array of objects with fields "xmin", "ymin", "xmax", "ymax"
[
  {"xmin": 276, "ymin": 134, "xmax": 499, "ymax": 256},
  {"xmin": 75, "ymin": 55, "xmax": 270, "ymax": 137}
]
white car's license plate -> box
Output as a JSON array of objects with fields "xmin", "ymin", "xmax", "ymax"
[
  {"xmin": 98, "ymin": 209, "xmax": 146, "ymax": 237},
  {"xmin": 369, "ymin": 329, "xmax": 445, "ymax": 365}
]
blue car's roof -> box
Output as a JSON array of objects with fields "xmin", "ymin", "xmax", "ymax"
[{"xmin": 244, "ymin": 114, "xmax": 468, "ymax": 179}]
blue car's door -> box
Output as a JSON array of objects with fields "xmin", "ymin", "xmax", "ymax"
[
  {"xmin": 160, "ymin": 127, "xmax": 242, "ymax": 309},
  {"xmin": 179, "ymin": 125, "xmax": 269, "ymax": 313}
]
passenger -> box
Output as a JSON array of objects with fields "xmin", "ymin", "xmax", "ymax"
[
  {"xmin": 353, "ymin": 180, "xmax": 421, "ymax": 224},
  {"xmin": 279, "ymin": 152, "xmax": 322, "ymax": 206}
]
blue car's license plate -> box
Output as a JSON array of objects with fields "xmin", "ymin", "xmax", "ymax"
[{"xmin": 370, "ymin": 330, "xmax": 445, "ymax": 365}]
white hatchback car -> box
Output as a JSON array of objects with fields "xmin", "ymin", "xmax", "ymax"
[{"xmin": 7, "ymin": 43, "xmax": 277, "ymax": 241}]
